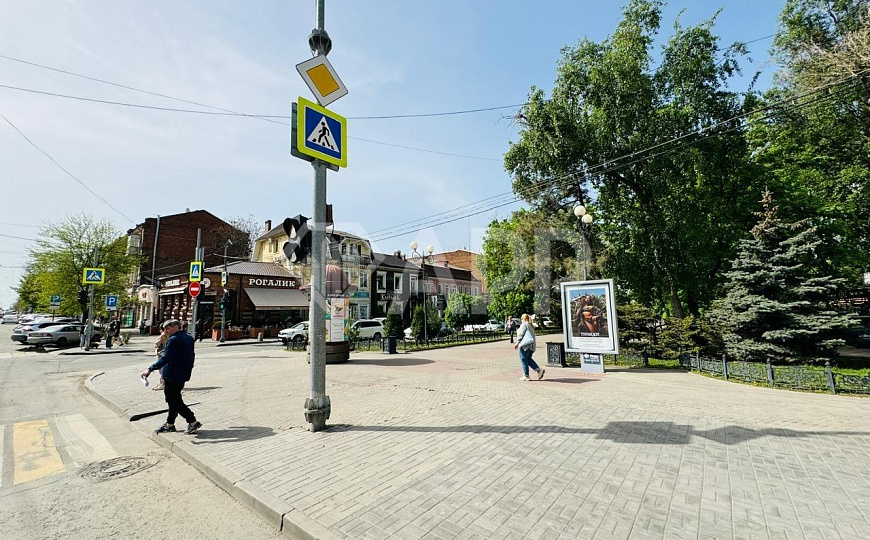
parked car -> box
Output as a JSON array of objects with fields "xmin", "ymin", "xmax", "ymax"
[
  {"xmin": 849, "ymin": 316, "xmax": 870, "ymax": 348},
  {"xmin": 27, "ymin": 324, "xmax": 84, "ymax": 347},
  {"xmin": 463, "ymin": 319, "xmax": 502, "ymax": 332},
  {"xmin": 352, "ymin": 319, "xmax": 384, "ymax": 340},
  {"xmin": 279, "ymin": 321, "xmax": 309, "ymax": 345},
  {"xmin": 11, "ymin": 321, "xmax": 81, "ymax": 343},
  {"xmin": 2, "ymin": 313, "xmax": 19, "ymax": 324}
]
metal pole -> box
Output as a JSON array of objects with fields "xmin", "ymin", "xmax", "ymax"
[
  {"xmin": 422, "ymin": 257, "xmax": 427, "ymax": 344},
  {"xmin": 84, "ymin": 247, "xmax": 99, "ymax": 351},
  {"xmin": 220, "ymin": 242, "xmax": 228, "ymax": 342},
  {"xmin": 303, "ymin": 0, "xmax": 332, "ymax": 432},
  {"xmin": 150, "ymin": 215, "xmax": 160, "ymax": 326},
  {"xmin": 189, "ymin": 229, "xmax": 201, "ymax": 338}
]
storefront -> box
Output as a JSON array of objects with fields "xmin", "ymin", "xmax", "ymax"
[{"xmin": 204, "ymin": 261, "xmax": 307, "ymax": 329}]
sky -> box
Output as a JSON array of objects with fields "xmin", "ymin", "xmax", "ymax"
[{"xmin": 0, "ymin": 0, "xmax": 785, "ymax": 308}]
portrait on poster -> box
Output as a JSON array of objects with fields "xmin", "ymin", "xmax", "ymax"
[{"xmin": 560, "ymin": 279, "xmax": 619, "ymax": 354}]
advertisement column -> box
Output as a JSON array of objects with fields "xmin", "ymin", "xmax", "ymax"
[{"xmin": 560, "ymin": 279, "xmax": 619, "ymax": 373}]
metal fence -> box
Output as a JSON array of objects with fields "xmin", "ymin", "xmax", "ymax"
[
  {"xmin": 677, "ymin": 352, "xmax": 870, "ymax": 395},
  {"xmin": 345, "ymin": 331, "xmax": 506, "ymax": 353}
]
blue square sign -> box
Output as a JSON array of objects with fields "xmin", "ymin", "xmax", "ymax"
[{"xmin": 296, "ymin": 96, "xmax": 347, "ymax": 168}]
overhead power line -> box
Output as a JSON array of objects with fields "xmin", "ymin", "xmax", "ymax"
[
  {"xmin": 0, "ymin": 113, "xmax": 134, "ymax": 223},
  {"xmin": 0, "ymin": 232, "xmax": 38, "ymax": 241}
]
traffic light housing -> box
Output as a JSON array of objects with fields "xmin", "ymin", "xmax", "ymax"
[
  {"xmin": 220, "ymin": 290, "xmax": 234, "ymax": 311},
  {"xmin": 282, "ymin": 215, "xmax": 311, "ymax": 263},
  {"xmin": 78, "ymin": 289, "xmax": 88, "ymax": 305}
]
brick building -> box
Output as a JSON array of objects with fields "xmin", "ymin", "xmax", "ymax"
[{"xmin": 124, "ymin": 209, "xmax": 249, "ymax": 329}]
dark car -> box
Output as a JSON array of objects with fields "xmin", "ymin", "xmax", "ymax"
[{"xmin": 844, "ymin": 316, "xmax": 870, "ymax": 348}]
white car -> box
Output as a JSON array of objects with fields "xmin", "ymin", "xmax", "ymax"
[
  {"xmin": 12, "ymin": 320, "xmax": 80, "ymax": 343},
  {"xmin": 2, "ymin": 313, "xmax": 19, "ymax": 324},
  {"xmin": 352, "ymin": 319, "xmax": 384, "ymax": 340},
  {"xmin": 463, "ymin": 319, "xmax": 502, "ymax": 332},
  {"xmin": 279, "ymin": 321, "xmax": 309, "ymax": 345}
]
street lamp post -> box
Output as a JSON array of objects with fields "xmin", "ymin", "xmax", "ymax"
[
  {"xmin": 574, "ymin": 205, "xmax": 594, "ymax": 280},
  {"xmin": 410, "ymin": 242, "xmax": 434, "ymax": 343},
  {"xmin": 220, "ymin": 239, "xmax": 232, "ymax": 343}
]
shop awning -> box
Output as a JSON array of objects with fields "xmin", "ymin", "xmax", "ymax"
[
  {"xmin": 244, "ymin": 288, "xmax": 309, "ymax": 310},
  {"xmin": 158, "ymin": 286, "xmax": 187, "ymax": 296}
]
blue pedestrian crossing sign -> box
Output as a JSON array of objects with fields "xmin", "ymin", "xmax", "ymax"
[
  {"xmin": 296, "ymin": 96, "xmax": 347, "ymax": 168},
  {"xmin": 189, "ymin": 261, "xmax": 203, "ymax": 282},
  {"xmin": 82, "ymin": 267, "xmax": 105, "ymax": 285},
  {"xmin": 105, "ymin": 294, "xmax": 119, "ymax": 311}
]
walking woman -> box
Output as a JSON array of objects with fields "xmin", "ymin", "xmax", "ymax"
[{"xmin": 513, "ymin": 314, "xmax": 544, "ymax": 381}]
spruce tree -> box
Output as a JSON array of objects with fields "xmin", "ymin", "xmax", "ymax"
[{"xmin": 711, "ymin": 191, "xmax": 853, "ymax": 364}]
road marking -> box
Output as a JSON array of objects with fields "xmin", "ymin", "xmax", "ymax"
[
  {"xmin": 0, "ymin": 426, "xmax": 4, "ymax": 487},
  {"xmin": 54, "ymin": 414, "xmax": 117, "ymax": 467},
  {"xmin": 13, "ymin": 419, "xmax": 66, "ymax": 485}
]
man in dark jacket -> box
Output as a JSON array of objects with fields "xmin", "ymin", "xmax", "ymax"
[{"xmin": 141, "ymin": 319, "xmax": 202, "ymax": 434}]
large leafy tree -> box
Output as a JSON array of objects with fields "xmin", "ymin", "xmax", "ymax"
[
  {"xmin": 444, "ymin": 293, "xmax": 488, "ymax": 330},
  {"xmin": 711, "ymin": 191, "xmax": 854, "ymax": 364},
  {"xmin": 505, "ymin": 0, "xmax": 761, "ymax": 317},
  {"xmin": 22, "ymin": 214, "xmax": 137, "ymax": 318},
  {"xmin": 749, "ymin": 0, "xmax": 870, "ymax": 282}
]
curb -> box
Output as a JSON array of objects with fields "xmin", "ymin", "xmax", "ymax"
[
  {"xmin": 84, "ymin": 370, "xmax": 334, "ymax": 540},
  {"xmin": 57, "ymin": 348, "xmax": 147, "ymax": 356}
]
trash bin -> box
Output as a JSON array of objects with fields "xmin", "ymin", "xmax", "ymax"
[
  {"xmin": 382, "ymin": 336, "xmax": 397, "ymax": 354},
  {"xmin": 546, "ymin": 342, "xmax": 566, "ymax": 367}
]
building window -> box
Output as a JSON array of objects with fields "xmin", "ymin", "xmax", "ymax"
[
  {"xmin": 393, "ymin": 274, "xmax": 402, "ymax": 292},
  {"xmin": 376, "ymin": 272, "xmax": 387, "ymax": 292},
  {"xmin": 360, "ymin": 272, "xmax": 369, "ymax": 289},
  {"xmin": 410, "ymin": 275, "xmax": 418, "ymax": 293},
  {"xmin": 377, "ymin": 301, "xmax": 388, "ymax": 317},
  {"xmin": 360, "ymin": 305, "xmax": 369, "ymax": 319},
  {"xmin": 349, "ymin": 304, "xmax": 359, "ymax": 319},
  {"xmin": 341, "ymin": 244, "xmax": 347, "ymax": 255}
]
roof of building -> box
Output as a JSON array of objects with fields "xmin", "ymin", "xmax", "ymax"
[
  {"xmin": 371, "ymin": 252, "xmax": 420, "ymax": 271},
  {"xmin": 424, "ymin": 263, "xmax": 478, "ymax": 282},
  {"xmin": 204, "ymin": 260, "xmax": 300, "ymax": 278}
]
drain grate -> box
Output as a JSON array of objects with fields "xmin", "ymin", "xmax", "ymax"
[{"xmin": 73, "ymin": 456, "xmax": 155, "ymax": 482}]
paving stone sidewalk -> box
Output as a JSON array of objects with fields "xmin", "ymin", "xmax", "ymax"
[{"xmin": 87, "ymin": 338, "xmax": 870, "ymax": 539}]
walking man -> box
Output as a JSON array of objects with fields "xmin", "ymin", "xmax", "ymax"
[{"xmin": 141, "ymin": 319, "xmax": 202, "ymax": 434}]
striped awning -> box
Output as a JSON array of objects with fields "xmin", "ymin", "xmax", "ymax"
[{"xmin": 244, "ymin": 288, "xmax": 309, "ymax": 310}]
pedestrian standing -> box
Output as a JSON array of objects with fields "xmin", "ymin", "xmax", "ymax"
[
  {"xmin": 141, "ymin": 319, "xmax": 202, "ymax": 435},
  {"xmin": 513, "ymin": 313, "xmax": 544, "ymax": 381},
  {"xmin": 152, "ymin": 323, "xmax": 168, "ymax": 391},
  {"xmin": 105, "ymin": 320, "xmax": 114, "ymax": 349},
  {"xmin": 195, "ymin": 319, "xmax": 204, "ymax": 342}
]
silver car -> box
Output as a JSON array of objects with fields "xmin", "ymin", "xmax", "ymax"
[
  {"xmin": 12, "ymin": 320, "xmax": 79, "ymax": 343},
  {"xmin": 27, "ymin": 324, "xmax": 83, "ymax": 347}
]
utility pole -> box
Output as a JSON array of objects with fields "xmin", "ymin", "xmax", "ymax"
[
  {"xmin": 220, "ymin": 239, "xmax": 231, "ymax": 342},
  {"xmin": 190, "ymin": 229, "xmax": 202, "ymax": 339},
  {"xmin": 84, "ymin": 247, "xmax": 99, "ymax": 351},
  {"xmin": 304, "ymin": 0, "xmax": 332, "ymax": 432}
]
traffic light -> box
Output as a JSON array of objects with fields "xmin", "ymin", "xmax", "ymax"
[
  {"xmin": 282, "ymin": 215, "xmax": 311, "ymax": 263},
  {"xmin": 221, "ymin": 290, "xmax": 234, "ymax": 311},
  {"xmin": 77, "ymin": 289, "xmax": 88, "ymax": 305}
]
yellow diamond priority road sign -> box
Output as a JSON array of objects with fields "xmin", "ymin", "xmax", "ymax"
[{"xmin": 296, "ymin": 56, "xmax": 348, "ymax": 107}]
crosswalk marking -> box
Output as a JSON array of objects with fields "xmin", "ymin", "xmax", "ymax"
[
  {"xmin": 13, "ymin": 420, "xmax": 66, "ymax": 486},
  {"xmin": 54, "ymin": 414, "xmax": 117, "ymax": 467}
]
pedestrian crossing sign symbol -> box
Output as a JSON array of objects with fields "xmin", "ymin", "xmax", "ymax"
[
  {"xmin": 82, "ymin": 267, "xmax": 105, "ymax": 285},
  {"xmin": 296, "ymin": 96, "xmax": 347, "ymax": 168},
  {"xmin": 189, "ymin": 261, "xmax": 203, "ymax": 283}
]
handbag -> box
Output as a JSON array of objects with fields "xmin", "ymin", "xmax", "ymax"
[{"xmin": 518, "ymin": 326, "xmax": 535, "ymax": 349}]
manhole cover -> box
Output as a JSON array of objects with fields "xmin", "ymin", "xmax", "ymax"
[{"xmin": 73, "ymin": 456, "xmax": 155, "ymax": 482}]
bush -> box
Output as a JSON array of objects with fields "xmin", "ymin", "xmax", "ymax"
[
  {"xmin": 411, "ymin": 304, "xmax": 441, "ymax": 341},
  {"xmin": 384, "ymin": 314, "xmax": 404, "ymax": 338}
]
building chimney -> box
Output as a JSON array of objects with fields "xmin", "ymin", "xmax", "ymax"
[{"xmin": 264, "ymin": 220, "xmax": 272, "ymax": 233}]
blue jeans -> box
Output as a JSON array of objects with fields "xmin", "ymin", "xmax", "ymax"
[{"xmin": 518, "ymin": 346, "xmax": 540, "ymax": 377}]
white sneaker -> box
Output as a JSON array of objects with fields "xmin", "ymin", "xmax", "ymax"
[{"xmin": 519, "ymin": 376, "xmax": 531, "ymax": 381}]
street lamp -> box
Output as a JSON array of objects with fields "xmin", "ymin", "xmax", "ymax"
[
  {"xmin": 574, "ymin": 205, "xmax": 594, "ymax": 280},
  {"xmin": 220, "ymin": 239, "xmax": 233, "ymax": 343},
  {"xmin": 410, "ymin": 242, "xmax": 434, "ymax": 343}
]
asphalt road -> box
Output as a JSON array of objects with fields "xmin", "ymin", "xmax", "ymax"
[{"xmin": 0, "ymin": 323, "xmax": 283, "ymax": 540}]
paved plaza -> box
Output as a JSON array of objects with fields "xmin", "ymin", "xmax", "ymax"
[{"xmin": 87, "ymin": 337, "xmax": 870, "ymax": 539}]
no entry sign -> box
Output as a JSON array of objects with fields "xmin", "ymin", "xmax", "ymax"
[{"xmin": 189, "ymin": 282, "xmax": 202, "ymax": 297}]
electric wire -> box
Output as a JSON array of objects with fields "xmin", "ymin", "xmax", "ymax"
[{"xmin": 0, "ymin": 113, "xmax": 134, "ymax": 223}]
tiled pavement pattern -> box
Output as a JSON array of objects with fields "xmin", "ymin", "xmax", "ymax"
[{"xmin": 88, "ymin": 339, "xmax": 870, "ymax": 539}]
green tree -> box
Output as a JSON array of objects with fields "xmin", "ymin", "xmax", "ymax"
[
  {"xmin": 410, "ymin": 304, "xmax": 441, "ymax": 342},
  {"xmin": 748, "ymin": 0, "xmax": 870, "ymax": 282},
  {"xmin": 504, "ymin": 0, "xmax": 761, "ymax": 316},
  {"xmin": 23, "ymin": 214, "xmax": 137, "ymax": 319},
  {"xmin": 444, "ymin": 293, "xmax": 488, "ymax": 330},
  {"xmin": 710, "ymin": 191, "xmax": 854, "ymax": 364}
]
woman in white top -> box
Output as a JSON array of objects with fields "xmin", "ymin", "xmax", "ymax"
[{"xmin": 513, "ymin": 313, "xmax": 545, "ymax": 381}]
